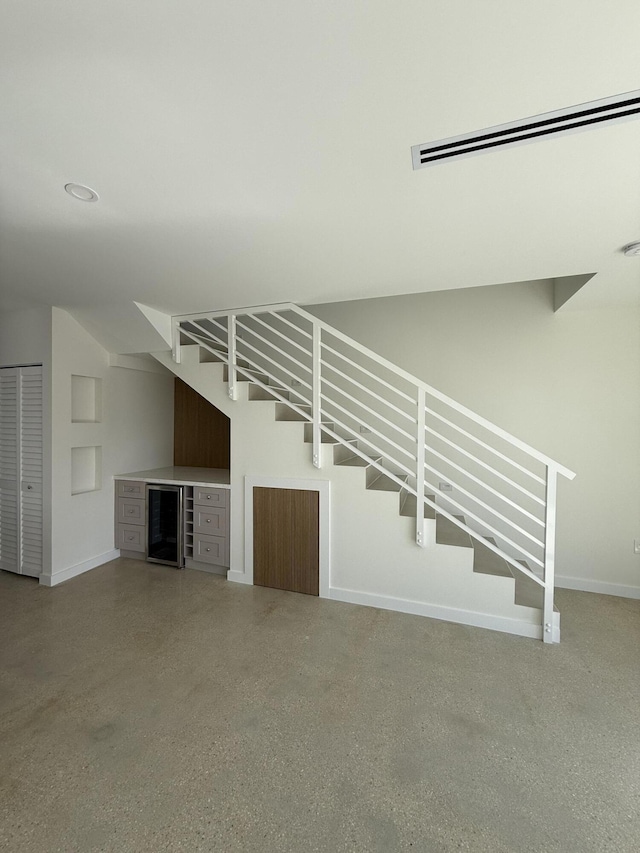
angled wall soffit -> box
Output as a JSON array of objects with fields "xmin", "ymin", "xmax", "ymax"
[{"xmin": 553, "ymin": 273, "xmax": 596, "ymax": 312}]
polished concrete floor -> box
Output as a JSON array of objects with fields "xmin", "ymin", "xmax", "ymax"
[{"xmin": 1, "ymin": 559, "xmax": 638, "ymax": 852}]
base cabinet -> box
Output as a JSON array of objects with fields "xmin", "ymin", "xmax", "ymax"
[{"xmin": 115, "ymin": 479, "xmax": 230, "ymax": 571}]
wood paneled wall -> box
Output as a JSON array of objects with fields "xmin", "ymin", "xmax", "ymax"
[{"xmin": 174, "ymin": 378, "xmax": 230, "ymax": 469}]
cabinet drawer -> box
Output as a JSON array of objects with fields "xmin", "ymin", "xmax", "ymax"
[
  {"xmin": 194, "ymin": 487, "xmax": 228, "ymax": 508},
  {"xmin": 117, "ymin": 497, "xmax": 145, "ymax": 525},
  {"xmin": 194, "ymin": 506, "xmax": 227, "ymax": 535},
  {"xmin": 117, "ymin": 524, "xmax": 145, "ymax": 553},
  {"xmin": 193, "ymin": 533, "xmax": 228, "ymax": 566},
  {"xmin": 117, "ymin": 480, "xmax": 146, "ymax": 499}
]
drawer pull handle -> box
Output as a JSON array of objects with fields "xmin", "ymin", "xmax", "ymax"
[
  {"xmin": 205, "ymin": 518, "xmax": 211, "ymax": 523},
  {"xmin": 206, "ymin": 547, "xmax": 211, "ymax": 552},
  {"xmin": 206, "ymin": 495, "xmax": 211, "ymax": 499}
]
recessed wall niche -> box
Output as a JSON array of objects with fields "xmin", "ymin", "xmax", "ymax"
[
  {"xmin": 71, "ymin": 375, "xmax": 102, "ymax": 423},
  {"xmin": 71, "ymin": 446, "xmax": 102, "ymax": 495}
]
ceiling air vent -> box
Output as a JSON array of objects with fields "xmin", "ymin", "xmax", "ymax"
[{"xmin": 411, "ymin": 89, "xmax": 640, "ymax": 169}]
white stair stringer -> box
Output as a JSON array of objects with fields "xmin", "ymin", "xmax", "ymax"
[{"xmin": 152, "ymin": 343, "xmax": 559, "ymax": 641}]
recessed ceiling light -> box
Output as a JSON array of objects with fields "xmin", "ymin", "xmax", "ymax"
[
  {"xmin": 64, "ymin": 183, "xmax": 99, "ymax": 202},
  {"xmin": 622, "ymin": 241, "xmax": 640, "ymax": 257}
]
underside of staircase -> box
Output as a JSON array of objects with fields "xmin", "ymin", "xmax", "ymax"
[{"xmin": 155, "ymin": 318, "xmax": 566, "ymax": 642}]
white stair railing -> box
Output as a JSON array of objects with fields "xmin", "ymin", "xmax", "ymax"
[{"xmin": 172, "ymin": 302, "xmax": 575, "ymax": 643}]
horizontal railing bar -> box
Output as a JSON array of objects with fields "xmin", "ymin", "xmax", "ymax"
[
  {"xmin": 427, "ymin": 483, "xmax": 544, "ymax": 568},
  {"xmin": 248, "ymin": 313, "xmax": 312, "ymax": 357},
  {"xmin": 427, "ymin": 408, "xmax": 545, "ymax": 485},
  {"xmin": 236, "ymin": 320, "xmax": 312, "ymax": 376},
  {"xmin": 233, "ymin": 355, "xmax": 313, "ymax": 412},
  {"xmin": 236, "ymin": 354, "xmax": 311, "ymax": 406},
  {"xmin": 330, "ymin": 439, "xmax": 416, "ymax": 496},
  {"xmin": 424, "ymin": 461, "xmax": 545, "ymax": 548},
  {"xmin": 320, "ymin": 422, "xmax": 414, "ymax": 487},
  {"xmin": 175, "ymin": 302, "xmax": 298, "ymax": 322},
  {"xmin": 425, "ymin": 425, "xmax": 545, "ymax": 506},
  {"xmin": 193, "ymin": 317, "xmax": 228, "ymax": 336},
  {"xmin": 265, "ymin": 310, "xmax": 314, "ymax": 341},
  {"xmin": 235, "ymin": 337, "xmax": 312, "ymax": 391},
  {"xmin": 178, "ymin": 328, "xmax": 229, "ymax": 359},
  {"xmin": 426, "ymin": 445, "xmax": 545, "ymax": 526},
  {"xmin": 320, "ymin": 358, "xmax": 416, "ymax": 422},
  {"xmin": 431, "ymin": 505, "xmax": 546, "ymax": 587},
  {"xmin": 320, "ymin": 397, "xmax": 415, "ymax": 461},
  {"xmin": 321, "ymin": 377, "xmax": 415, "ymax": 442},
  {"xmin": 180, "ymin": 303, "xmax": 574, "ymax": 478},
  {"xmin": 321, "ymin": 341, "xmax": 416, "ymax": 404},
  {"xmin": 290, "ymin": 305, "xmax": 575, "ymax": 479},
  {"xmin": 320, "ymin": 414, "xmax": 414, "ymax": 479}
]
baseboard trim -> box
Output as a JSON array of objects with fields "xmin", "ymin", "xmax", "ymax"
[
  {"xmin": 226, "ymin": 569, "xmax": 253, "ymax": 585},
  {"xmin": 556, "ymin": 575, "xmax": 640, "ymax": 600},
  {"xmin": 328, "ymin": 586, "xmax": 555, "ymax": 641},
  {"xmin": 39, "ymin": 549, "xmax": 120, "ymax": 587}
]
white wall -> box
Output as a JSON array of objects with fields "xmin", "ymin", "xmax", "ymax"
[
  {"xmin": 306, "ymin": 280, "xmax": 640, "ymax": 595},
  {"xmin": 47, "ymin": 308, "xmax": 174, "ymax": 583},
  {"xmin": 0, "ymin": 307, "xmax": 52, "ymax": 367}
]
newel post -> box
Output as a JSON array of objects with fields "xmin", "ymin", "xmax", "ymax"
[
  {"xmin": 312, "ymin": 324, "xmax": 321, "ymax": 468},
  {"xmin": 228, "ymin": 314, "xmax": 238, "ymax": 400},
  {"xmin": 416, "ymin": 387, "xmax": 426, "ymax": 546},
  {"xmin": 542, "ymin": 466, "xmax": 558, "ymax": 643}
]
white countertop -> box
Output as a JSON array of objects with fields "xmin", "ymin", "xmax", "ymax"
[{"xmin": 115, "ymin": 467, "xmax": 231, "ymax": 488}]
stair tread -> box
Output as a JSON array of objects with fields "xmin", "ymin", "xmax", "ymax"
[
  {"xmin": 399, "ymin": 492, "xmax": 436, "ymax": 519},
  {"xmin": 303, "ymin": 423, "xmax": 337, "ymax": 443},
  {"xmin": 249, "ymin": 384, "xmax": 290, "ymax": 401},
  {"xmin": 435, "ymin": 514, "xmax": 472, "ymax": 548},
  {"xmin": 275, "ymin": 402, "xmax": 312, "ymax": 422},
  {"xmin": 224, "ymin": 365, "xmax": 268, "ymax": 383},
  {"xmin": 336, "ymin": 453, "xmax": 370, "ymax": 467},
  {"xmin": 512, "ymin": 561, "xmax": 544, "ymax": 609},
  {"xmin": 366, "ymin": 470, "xmax": 405, "ymax": 492},
  {"xmin": 473, "ymin": 538, "xmax": 512, "ymax": 578}
]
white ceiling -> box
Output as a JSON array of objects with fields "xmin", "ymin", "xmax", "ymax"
[{"xmin": 2, "ymin": 1, "xmax": 640, "ymax": 325}]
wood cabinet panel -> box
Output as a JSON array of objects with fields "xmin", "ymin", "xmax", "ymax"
[{"xmin": 174, "ymin": 378, "xmax": 230, "ymax": 469}]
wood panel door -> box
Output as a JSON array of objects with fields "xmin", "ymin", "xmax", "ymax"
[{"xmin": 253, "ymin": 487, "xmax": 319, "ymax": 596}]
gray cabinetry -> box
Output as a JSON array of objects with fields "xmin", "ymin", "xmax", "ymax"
[
  {"xmin": 115, "ymin": 477, "xmax": 230, "ymax": 569},
  {"xmin": 115, "ymin": 481, "xmax": 146, "ymax": 554},
  {"xmin": 191, "ymin": 488, "xmax": 230, "ymax": 567}
]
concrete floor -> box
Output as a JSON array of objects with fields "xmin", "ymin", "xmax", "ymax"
[{"xmin": 0, "ymin": 560, "xmax": 638, "ymax": 853}]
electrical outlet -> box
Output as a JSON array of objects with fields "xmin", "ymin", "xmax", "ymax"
[
  {"xmin": 634, "ymin": 539, "xmax": 640, "ymax": 555},
  {"xmin": 439, "ymin": 482, "xmax": 452, "ymax": 492}
]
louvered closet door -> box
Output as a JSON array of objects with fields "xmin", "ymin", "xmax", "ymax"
[
  {"xmin": 19, "ymin": 367, "xmax": 43, "ymax": 576},
  {"xmin": 0, "ymin": 369, "xmax": 19, "ymax": 572},
  {"xmin": 0, "ymin": 365, "xmax": 43, "ymax": 577}
]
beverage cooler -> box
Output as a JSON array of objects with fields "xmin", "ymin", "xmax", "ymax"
[{"xmin": 146, "ymin": 484, "xmax": 184, "ymax": 568}]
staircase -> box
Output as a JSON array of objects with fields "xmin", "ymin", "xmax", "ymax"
[{"xmin": 164, "ymin": 302, "xmax": 575, "ymax": 643}]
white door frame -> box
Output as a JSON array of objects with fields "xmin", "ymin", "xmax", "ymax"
[{"xmin": 243, "ymin": 475, "xmax": 330, "ymax": 598}]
